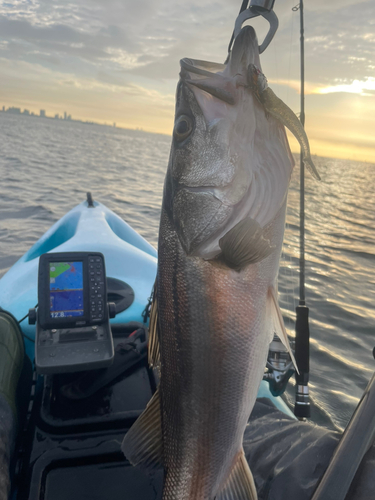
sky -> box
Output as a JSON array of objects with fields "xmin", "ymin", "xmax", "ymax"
[{"xmin": 0, "ymin": 0, "xmax": 374, "ymax": 162}]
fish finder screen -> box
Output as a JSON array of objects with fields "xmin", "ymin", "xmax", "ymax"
[{"xmin": 49, "ymin": 261, "xmax": 84, "ymax": 318}]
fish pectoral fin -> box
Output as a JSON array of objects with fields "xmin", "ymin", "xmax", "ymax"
[
  {"xmin": 121, "ymin": 388, "xmax": 163, "ymax": 469},
  {"xmin": 148, "ymin": 279, "xmax": 160, "ymax": 368},
  {"xmin": 268, "ymin": 286, "xmax": 299, "ymax": 373},
  {"xmin": 218, "ymin": 217, "xmax": 275, "ymax": 271},
  {"xmin": 216, "ymin": 450, "xmax": 258, "ymax": 500}
]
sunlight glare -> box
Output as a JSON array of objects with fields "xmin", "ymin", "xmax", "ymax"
[{"xmin": 316, "ymin": 77, "xmax": 375, "ymax": 96}]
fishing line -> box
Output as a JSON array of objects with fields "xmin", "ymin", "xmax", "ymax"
[
  {"xmin": 272, "ymin": 31, "xmax": 279, "ymax": 94},
  {"xmin": 278, "ymin": 4, "xmax": 297, "ymax": 344},
  {"xmin": 284, "ymin": 2, "xmax": 301, "ymax": 336},
  {"xmin": 286, "ymin": 0, "xmax": 296, "ymax": 105}
]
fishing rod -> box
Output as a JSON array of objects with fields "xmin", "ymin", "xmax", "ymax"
[
  {"xmin": 293, "ymin": 0, "xmax": 311, "ymax": 420},
  {"xmin": 229, "ymin": 1, "xmax": 311, "ymax": 404}
]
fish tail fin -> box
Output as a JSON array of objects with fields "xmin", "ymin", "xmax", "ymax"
[
  {"xmin": 268, "ymin": 286, "xmax": 299, "ymax": 374},
  {"xmin": 121, "ymin": 388, "xmax": 163, "ymax": 469},
  {"xmin": 217, "ymin": 450, "xmax": 258, "ymax": 500}
]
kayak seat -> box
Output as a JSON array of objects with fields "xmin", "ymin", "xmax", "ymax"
[
  {"xmin": 0, "ymin": 310, "xmax": 25, "ymax": 418},
  {"xmin": 0, "ymin": 309, "xmax": 33, "ymax": 500}
]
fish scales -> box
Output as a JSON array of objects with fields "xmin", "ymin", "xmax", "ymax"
[{"xmin": 158, "ymin": 203, "xmax": 286, "ymax": 499}]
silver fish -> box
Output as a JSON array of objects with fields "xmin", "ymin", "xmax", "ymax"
[{"xmin": 122, "ymin": 26, "xmax": 302, "ymax": 500}]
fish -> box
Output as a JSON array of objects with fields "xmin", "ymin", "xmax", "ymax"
[{"xmin": 122, "ymin": 25, "xmax": 317, "ymax": 500}]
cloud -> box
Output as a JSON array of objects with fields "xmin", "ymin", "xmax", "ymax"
[
  {"xmin": 0, "ymin": 56, "xmax": 175, "ymax": 124},
  {"xmin": 316, "ymin": 77, "xmax": 375, "ymax": 96},
  {"xmin": 268, "ymin": 77, "xmax": 317, "ymax": 95},
  {"xmin": 1, "ymin": 0, "xmax": 372, "ymax": 89},
  {"xmin": 0, "ymin": 0, "xmax": 374, "ymax": 161},
  {"xmin": 0, "ymin": 15, "xmax": 135, "ymax": 62},
  {"xmin": 302, "ymin": 0, "xmax": 369, "ymax": 11},
  {"xmin": 0, "ymin": 0, "xmax": 236, "ymax": 73}
]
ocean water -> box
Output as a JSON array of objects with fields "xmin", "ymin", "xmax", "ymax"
[{"xmin": 1, "ymin": 112, "xmax": 375, "ymax": 432}]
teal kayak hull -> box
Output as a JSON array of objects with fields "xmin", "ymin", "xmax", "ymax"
[{"xmin": 0, "ymin": 200, "xmax": 157, "ymax": 362}]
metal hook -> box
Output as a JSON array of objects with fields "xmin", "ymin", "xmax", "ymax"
[{"xmin": 233, "ymin": 0, "xmax": 279, "ymax": 54}]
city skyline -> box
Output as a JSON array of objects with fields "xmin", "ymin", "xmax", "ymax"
[
  {"xmin": 2, "ymin": 104, "xmax": 71, "ymax": 120},
  {"xmin": 0, "ymin": 0, "xmax": 374, "ymax": 163},
  {"xmin": 1, "ymin": 104, "xmax": 119, "ymax": 128}
]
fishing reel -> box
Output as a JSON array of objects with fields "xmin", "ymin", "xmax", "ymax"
[{"xmin": 263, "ymin": 334, "xmax": 295, "ymax": 397}]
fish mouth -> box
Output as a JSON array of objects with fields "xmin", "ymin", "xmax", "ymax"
[{"xmin": 179, "ymin": 26, "xmax": 261, "ymax": 107}]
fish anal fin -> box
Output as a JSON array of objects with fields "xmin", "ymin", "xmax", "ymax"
[
  {"xmin": 121, "ymin": 388, "xmax": 163, "ymax": 469},
  {"xmin": 148, "ymin": 279, "xmax": 160, "ymax": 368},
  {"xmin": 268, "ymin": 286, "xmax": 299, "ymax": 373},
  {"xmin": 216, "ymin": 450, "xmax": 258, "ymax": 500},
  {"xmin": 218, "ymin": 217, "xmax": 275, "ymax": 272}
]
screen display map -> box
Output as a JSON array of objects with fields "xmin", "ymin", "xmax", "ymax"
[{"xmin": 49, "ymin": 261, "xmax": 84, "ymax": 318}]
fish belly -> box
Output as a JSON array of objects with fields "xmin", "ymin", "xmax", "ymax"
[{"xmin": 157, "ymin": 206, "xmax": 285, "ymax": 499}]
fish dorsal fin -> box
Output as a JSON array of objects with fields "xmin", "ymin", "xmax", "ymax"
[
  {"xmin": 121, "ymin": 388, "xmax": 163, "ymax": 469},
  {"xmin": 148, "ymin": 279, "xmax": 160, "ymax": 368},
  {"xmin": 268, "ymin": 286, "xmax": 299, "ymax": 373},
  {"xmin": 216, "ymin": 450, "xmax": 258, "ymax": 500},
  {"xmin": 218, "ymin": 217, "xmax": 275, "ymax": 271}
]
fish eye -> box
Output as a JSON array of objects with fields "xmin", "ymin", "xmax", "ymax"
[{"xmin": 174, "ymin": 115, "xmax": 193, "ymax": 142}]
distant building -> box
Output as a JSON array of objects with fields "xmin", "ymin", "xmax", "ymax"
[
  {"xmin": 54, "ymin": 114, "xmax": 59, "ymax": 119},
  {"xmin": 2, "ymin": 105, "xmax": 4, "ymax": 112},
  {"xmin": 23, "ymin": 109, "xmax": 30, "ymax": 115},
  {"xmin": 67, "ymin": 114, "xmax": 71, "ymax": 120},
  {"xmin": 64, "ymin": 111, "xmax": 67, "ymax": 120},
  {"xmin": 40, "ymin": 109, "xmax": 46, "ymax": 118},
  {"xmin": 31, "ymin": 112, "xmax": 35, "ymax": 116},
  {"xmin": 113, "ymin": 123, "xmax": 116, "ymax": 127},
  {"xmin": 7, "ymin": 107, "xmax": 21, "ymax": 114}
]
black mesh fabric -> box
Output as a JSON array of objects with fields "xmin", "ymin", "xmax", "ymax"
[{"xmin": 245, "ymin": 399, "xmax": 375, "ymax": 499}]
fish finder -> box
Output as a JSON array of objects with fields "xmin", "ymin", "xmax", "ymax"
[{"xmin": 31, "ymin": 252, "xmax": 116, "ymax": 374}]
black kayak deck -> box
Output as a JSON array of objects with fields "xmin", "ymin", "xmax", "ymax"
[{"xmin": 13, "ymin": 326, "xmax": 162, "ymax": 500}]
